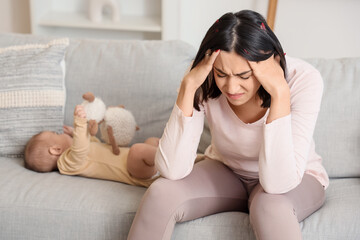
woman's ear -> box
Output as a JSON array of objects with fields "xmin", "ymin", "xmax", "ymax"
[{"xmin": 48, "ymin": 145, "xmax": 63, "ymax": 156}]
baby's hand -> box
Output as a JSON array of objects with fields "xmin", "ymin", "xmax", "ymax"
[
  {"xmin": 74, "ymin": 105, "xmax": 87, "ymax": 119},
  {"xmin": 63, "ymin": 125, "xmax": 74, "ymax": 137}
]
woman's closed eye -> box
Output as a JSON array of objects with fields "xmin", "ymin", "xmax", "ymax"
[
  {"xmin": 214, "ymin": 67, "xmax": 252, "ymax": 80},
  {"xmin": 239, "ymin": 74, "xmax": 251, "ymax": 80},
  {"xmin": 215, "ymin": 72, "xmax": 251, "ymax": 80},
  {"xmin": 216, "ymin": 73, "xmax": 227, "ymax": 78}
]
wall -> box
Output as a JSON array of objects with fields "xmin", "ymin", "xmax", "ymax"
[
  {"xmin": 176, "ymin": 0, "xmax": 360, "ymax": 59},
  {"xmin": 275, "ymin": 0, "xmax": 360, "ymax": 58},
  {"xmin": 0, "ymin": 0, "xmax": 359, "ymax": 58}
]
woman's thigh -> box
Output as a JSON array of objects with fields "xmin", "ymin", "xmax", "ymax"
[
  {"xmin": 249, "ymin": 174, "xmax": 325, "ymax": 222},
  {"xmin": 128, "ymin": 159, "xmax": 249, "ymax": 240},
  {"xmin": 248, "ymin": 174, "xmax": 325, "ymax": 240},
  {"xmin": 150, "ymin": 159, "xmax": 249, "ymax": 220}
]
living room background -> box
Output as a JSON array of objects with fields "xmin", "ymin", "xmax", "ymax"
[{"xmin": 1, "ymin": 0, "xmax": 359, "ymax": 59}]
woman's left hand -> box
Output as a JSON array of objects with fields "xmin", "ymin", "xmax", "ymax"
[{"xmin": 247, "ymin": 54, "xmax": 289, "ymax": 97}]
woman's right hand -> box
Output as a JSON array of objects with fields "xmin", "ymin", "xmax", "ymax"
[
  {"xmin": 183, "ymin": 49, "xmax": 221, "ymax": 90},
  {"xmin": 176, "ymin": 49, "xmax": 220, "ymax": 117}
]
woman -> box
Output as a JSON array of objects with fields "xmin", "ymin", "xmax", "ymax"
[{"xmin": 128, "ymin": 10, "xmax": 328, "ymax": 240}]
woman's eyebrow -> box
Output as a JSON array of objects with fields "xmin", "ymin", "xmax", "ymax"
[{"xmin": 214, "ymin": 67, "xmax": 252, "ymax": 76}]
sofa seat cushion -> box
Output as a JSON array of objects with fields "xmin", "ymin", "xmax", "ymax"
[
  {"xmin": 1, "ymin": 156, "xmax": 359, "ymax": 240},
  {"xmin": 173, "ymin": 178, "xmax": 360, "ymax": 240},
  {"xmin": 0, "ymin": 157, "xmax": 146, "ymax": 239},
  {"xmin": 301, "ymin": 178, "xmax": 360, "ymax": 239}
]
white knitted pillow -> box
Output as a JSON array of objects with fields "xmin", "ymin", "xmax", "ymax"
[{"xmin": 0, "ymin": 38, "xmax": 69, "ymax": 157}]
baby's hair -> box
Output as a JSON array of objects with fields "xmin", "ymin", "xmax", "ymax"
[{"xmin": 24, "ymin": 132, "xmax": 57, "ymax": 173}]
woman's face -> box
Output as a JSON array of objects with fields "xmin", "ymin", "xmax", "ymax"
[{"xmin": 213, "ymin": 51, "xmax": 261, "ymax": 108}]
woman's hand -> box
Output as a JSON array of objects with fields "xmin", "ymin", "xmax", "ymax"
[
  {"xmin": 248, "ymin": 55, "xmax": 290, "ymax": 124},
  {"xmin": 183, "ymin": 49, "xmax": 221, "ymax": 91},
  {"xmin": 176, "ymin": 49, "xmax": 220, "ymax": 117},
  {"xmin": 247, "ymin": 54, "xmax": 289, "ymax": 97}
]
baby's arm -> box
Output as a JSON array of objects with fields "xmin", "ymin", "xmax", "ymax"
[
  {"xmin": 73, "ymin": 106, "xmax": 100, "ymax": 143},
  {"xmin": 58, "ymin": 105, "xmax": 90, "ymax": 172}
]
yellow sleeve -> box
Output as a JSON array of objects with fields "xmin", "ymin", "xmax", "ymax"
[
  {"xmin": 90, "ymin": 136, "xmax": 101, "ymax": 143},
  {"xmin": 58, "ymin": 116, "xmax": 90, "ymax": 173}
]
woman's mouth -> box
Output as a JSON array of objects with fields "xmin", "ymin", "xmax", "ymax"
[{"xmin": 227, "ymin": 93, "xmax": 244, "ymax": 100}]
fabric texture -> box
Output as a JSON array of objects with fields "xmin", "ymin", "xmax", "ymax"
[
  {"xmin": 0, "ymin": 38, "xmax": 69, "ymax": 157},
  {"xmin": 306, "ymin": 58, "xmax": 360, "ymax": 178},
  {"xmin": 58, "ymin": 116, "xmax": 156, "ymax": 187}
]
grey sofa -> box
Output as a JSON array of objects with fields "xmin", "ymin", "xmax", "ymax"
[{"xmin": 0, "ymin": 33, "xmax": 359, "ymax": 240}]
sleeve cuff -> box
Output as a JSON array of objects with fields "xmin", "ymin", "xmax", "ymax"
[
  {"xmin": 74, "ymin": 116, "xmax": 87, "ymax": 126},
  {"xmin": 264, "ymin": 113, "xmax": 291, "ymax": 128},
  {"xmin": 174, "ymin": 103, "xmax": 203, "ymax": 123}
]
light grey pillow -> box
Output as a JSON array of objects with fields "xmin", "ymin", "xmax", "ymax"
[{"xmin": 0, "ymin": 38, "xmax": 69, "ymax": 157}]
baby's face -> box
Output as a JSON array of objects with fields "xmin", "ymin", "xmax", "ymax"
[{"xmin": 40, "ymin": 131, "xmax": 73, "ymax": 150}]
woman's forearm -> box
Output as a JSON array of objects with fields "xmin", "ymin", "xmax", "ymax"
[
  {"xmin": 176, "ymin": 77, "xmax": 198, "ymax": 117},
  {"xmin": 266, "ymin": 86, "xmax": 291, "ymax": 124}
]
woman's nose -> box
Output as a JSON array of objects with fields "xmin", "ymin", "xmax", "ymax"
[{"xmin": 226, "ymin": 76, "xmax": 241, "ymax": 93}]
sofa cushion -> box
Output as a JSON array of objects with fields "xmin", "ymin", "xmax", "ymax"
[
  {"xmin": 307, "ymin": 58, "xmax": 360, "ymax": 178},
  {"xmin": 0, "ymin": 157, "xmax": 146, "ymax": 239},
  {"xmin": 1, "ymin": 157, "xmax": 359, "ymax": 240},
  {"xmin": 0, "ymin": 38, "xmax": 68, "ymax": 157},
  {"xmin": 301, "ymin": 178, "xmax": 360, "ymax": 239}
]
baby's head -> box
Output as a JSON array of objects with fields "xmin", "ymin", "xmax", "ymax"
[{"xmin": 24, "ymin": 131, "xmax": 73, "ymax": 172}]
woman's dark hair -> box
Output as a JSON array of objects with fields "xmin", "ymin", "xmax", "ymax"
[{"xmin": 192, "ymin": 10, "xmax": 286, "ymax": 111}]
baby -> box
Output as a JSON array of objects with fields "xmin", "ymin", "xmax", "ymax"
[{"xmin": 24, "ymin": 105, "xmax": 159, "ymax": 187}]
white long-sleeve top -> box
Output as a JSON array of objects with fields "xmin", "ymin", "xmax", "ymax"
[{"xmin": 155, "ymin": 56, "xmax": 329, "ymax": 194}]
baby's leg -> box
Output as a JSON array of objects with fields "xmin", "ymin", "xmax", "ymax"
[{"xmin": 127, "ymin": 143, "xmax": 157, "ymax": 179}]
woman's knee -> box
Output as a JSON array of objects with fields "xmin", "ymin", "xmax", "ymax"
[
  {"xmin": 249, "ymin": 188, "xmax": 294, "ymax": 222},
  {"xmin": 146, "ymin": 178, "xmax": 185, "ymax": 205}
]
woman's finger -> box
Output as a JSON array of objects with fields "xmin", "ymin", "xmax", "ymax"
[{"xmin": 205, "ymin": 49, "xmax": 220, "ymax": 65}]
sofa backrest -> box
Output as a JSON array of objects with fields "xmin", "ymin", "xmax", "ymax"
[
  {"xmin": 62, "ymin": 38, "xmax": 195, "ymax": 145},
  {"xmin": 0, "ymin": 34, "xmax": 358, "ymax": 179},
  {"xmin": 306, "ymin": 58, "xmax": 360, "ymax": 178}
]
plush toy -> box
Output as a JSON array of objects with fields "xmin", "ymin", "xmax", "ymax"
[
  {"xmin": 100, "ymin": 106, "xmax": 139, "ymax": 155},
  {"xmin": 81, "ymin": 92, "xmax": 106, "ymax": 136}
]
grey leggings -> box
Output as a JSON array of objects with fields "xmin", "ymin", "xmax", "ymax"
[{"xmin": 128, "ymin": 159, "xmax": 325, "ymax": 240}]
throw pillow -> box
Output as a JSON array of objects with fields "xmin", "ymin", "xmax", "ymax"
[{"xmin": 0, "ymin": 38, "xmax": 69, "ymax": 157}]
